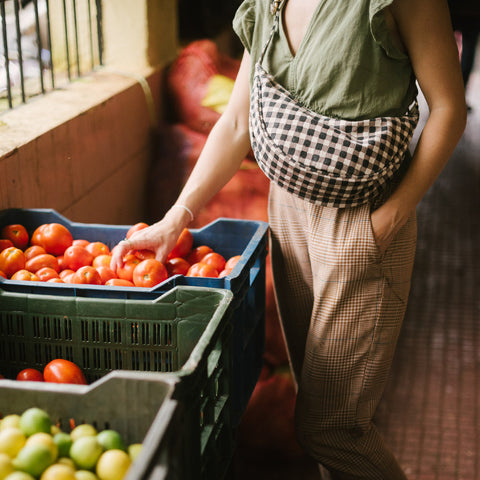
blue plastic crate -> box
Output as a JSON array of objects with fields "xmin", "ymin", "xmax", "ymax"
[{"xmin": 0, "ymin": 208, "xmax": 268, "ymax": 426}]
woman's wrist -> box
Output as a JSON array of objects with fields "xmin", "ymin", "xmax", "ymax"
[
  {"xmin": 378, "ymin": 196, "xmax": 413, "ymax": 229},
  {"xmin": 159, "ymin": 203, "xmax": 195, "ymax": 229}
]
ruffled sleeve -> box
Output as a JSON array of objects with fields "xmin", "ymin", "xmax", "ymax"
[
  {"xmin": 369, "ymin": 0, "xmax": 407, "ymax": 60},
  {"xmin": 232, "ymin": 0, "xmax": 256, "ymax": 52}
]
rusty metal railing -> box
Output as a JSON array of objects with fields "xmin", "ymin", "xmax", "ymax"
[{"xmin": 0, "ymin": 0, "xmax": 102, "ymax": 113}]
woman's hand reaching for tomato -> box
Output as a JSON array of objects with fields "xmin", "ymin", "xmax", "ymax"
[{"xmin": 110, "ymin": 207, "xmax": 192, "ymax": 273}]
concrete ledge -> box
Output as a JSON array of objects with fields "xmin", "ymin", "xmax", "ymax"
[{"xmin": 0, "ymin": 66, "xmax": 166, "ymax": 225}]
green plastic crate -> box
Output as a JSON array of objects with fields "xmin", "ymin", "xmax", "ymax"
[
  {"xmin": 0, "ymin": 286, "xmax": 234, "ymax": 480},
  {"xmin": 0, "ymin": 371, "xmax": 180, "ymax": 480}
]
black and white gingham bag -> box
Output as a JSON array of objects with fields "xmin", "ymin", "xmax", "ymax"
[{"xmin": 249, "ymin": 1, "xmax": 419, "ymax": 208}]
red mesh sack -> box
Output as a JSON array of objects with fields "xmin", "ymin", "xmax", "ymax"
[{"xmin": 166, "ymin": 40, "xmax": 241, "ymax": 135}]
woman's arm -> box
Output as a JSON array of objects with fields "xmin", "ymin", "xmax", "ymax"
[
  {"xmin": 111, "ymin": 50, "xmax": 252, "ymax": 270},
  {"xmin": 371, "ymin": 0, "xmax": 467, "ymax": 253}
]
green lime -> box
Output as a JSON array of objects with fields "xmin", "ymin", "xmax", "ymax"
[
  {"xmin": 53, "ymin": 432, "xmax": 73, "ymax": 458},
  {"xmin": 96, "ymin": 450, "xmax": 131, "ymax": 480},
  {"xmin": 0, "ymin": 452, "xmax": 14, "ymax": 480},
  {"xmin": 69, "ymin": 437, "xmax": 103, "ymax": 470},
  {"xmin": 127, "ymin": 443, "xmax": 142, "ymax": 462},
  {"xmin": 25, "ymin": 432, "xmax": 58, "ymax": 461},
  {"xmin": 12, "ymin": 444, "xmax": 56, "ymax": 477},
  {"xmin": 96, "ymin": 431, "xmax": 125, "ymax": 452},
  {"xmin": 19, "ymin": 408, "xmax": 51, "ymax": 437},
  {"xmin": 0, "ymin": 428, "xmax": 26, "ymax": 458},
  {"xmin": 70, "ymin": 425, "xmax": 97, "ymax": 442}
]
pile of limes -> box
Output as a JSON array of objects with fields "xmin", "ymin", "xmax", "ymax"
[{"xmin": 0, "ymin": 407, "xmax": 142, "ymax": 480}]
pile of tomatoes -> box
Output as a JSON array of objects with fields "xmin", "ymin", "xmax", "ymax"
[{"xmin": 0, "ymin": 222, "xmax": 241, "ymax": 288}]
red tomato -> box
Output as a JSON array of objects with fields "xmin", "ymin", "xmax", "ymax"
[
  {"xmin": 131, "ymin": 249, "xmax": 155, "ymax": 261},
  {"xmin": 167, "ymin": 228, "xmax": 194, "ymax": 260},
  {"xmin": 24, "ymin": 245, "xmax": 46, "ymax": 261},
  {"xmin": 30, "ymin": 224, "xmax": 46, "ymax": 245},
  {"xmin": 218, "ymin": 268, "xmax": 233, "ymax": 278},
  {"xmin": 59, "ymin": 269, "xmax": 75, "ymax": 280},
  {"xmin": 72, "ymin": 239, "xmax": 90, "ymax": 248},
  {"xmin": 11, "ymin": 269, "xmax": 40, "ymax": 281},
  {"xmin": 72, "ymin": 266, "xmax": 102, "ymax": 285},
  {"xmin": 44, "ymin": 359, "xmax": 87, "ymax": 385},
  {"xmin": 225, "ymin": 255, "xmax": 241, "ymax": 271},
  {"xmin": 47, "ymin": 277, "xmax": 64, "ymax": 283},
  {"xmin": 132, "ymin": 259, "xmax": 168, "ymax": 288},
  {"xmin": 126, "ymin": 222, "xmax": 149, "ymax": 239},
  {"xmin": 95, "ymin": 266, "xmax": 117, "ymax": 284},
  {"xmin": 92, "ymin": 254, "xmax": 113, "ymax": 269},
  {"xmin": 36, "ymin": 267, "xmax": 60, "ymax": 282},
  {"xmin": 201, "ymin": 252, "xmax": 226, "ymax": 272},
  {"xmin": 0, "ymin": 239, "xmax": 14, "ymax": 253},
  {"xmin": 105, "ymin": 278, "xmax": 135, "ymax": 287},
  {"xmin": 1, "ymin": 224, "xmax": 29, "ymax": 250},
  {"xmin": 86, "ymin": 241, "xmax": 110, "ymax": 258},
  {"xmin": 0, "ymin": 270, "xmax": 6, "ymax": 279},
  {"xmin": 56, "ymin": 255, "xmax": 67, "ymax": 271},
  {"xmin": 117, "ymin": 255, "xmax": 141, "ymax": 282},
  {"xmin": 63, "ymin": 245, "xmax": 94, "ymax": 271},
  {"xmin": 186, "ymin": 245, "xmax": 213, "ymax": 265},
  {"xmin": 17, "ymin": 368, "xmax": 44, "ymax": 382},
  {"xmin": 0, "ymin": 247, "xmax": 25, "ymax": 278},
  {"xmin": 186, "ymin": 262, "xmax": 219, "ymax": 278},
  {"xmin": 166, "ymin": 257, "xmax": 190, "ymax": 276},
  {"xmin": 60, "ymin": 271, "xmax": 76, "ymax": 283},
  {"xmin": 25, "ymin": 253, "xmax": 59, "ymax": 273},
  {"xmin": 32, "ymin": 223, "xmax": 73, "ymax": 256}
]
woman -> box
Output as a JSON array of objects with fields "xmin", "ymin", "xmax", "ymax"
[{"xmin": 112, "ymin": 1, "xmax": 466, "ymax": 478}]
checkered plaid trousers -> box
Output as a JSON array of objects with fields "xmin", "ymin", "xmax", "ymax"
[
  {"xmin": 250, "ymin": 62, "xmax": 419, "ymax": 208},
  {"xmin": 268, "ymin": 183, "xmax": 417, "ymax": 479}
]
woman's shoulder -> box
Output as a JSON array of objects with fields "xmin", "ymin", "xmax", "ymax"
[
  {"xmin": 234, "ymin": 0, "xmax": 271, "ymax": 21},
  {"xmin": 233, "ymin": 0, "xmax": 273, "ymax": 52}
]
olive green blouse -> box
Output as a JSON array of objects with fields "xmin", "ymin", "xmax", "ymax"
[{"xmin": 233, "ymin": 0, "xmax": 418, "ymax": 120}]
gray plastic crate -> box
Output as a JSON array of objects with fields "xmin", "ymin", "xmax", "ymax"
[{"xmin": 0, "ymin": 371, "xmax": 180, "ymax": 479}]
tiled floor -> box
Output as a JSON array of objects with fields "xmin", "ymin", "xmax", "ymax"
[{"xmin": 233, "ymin": 62, "xmax": 480, "ymax": 479}]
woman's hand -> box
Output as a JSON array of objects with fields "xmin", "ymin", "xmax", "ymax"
[
  {"xmin": 110, "ymin": 208, "xmax": 190, "ymax": 272},
  {"xmin": 370, "ymin": 204, "xmax": 409, "ymax": 256}
]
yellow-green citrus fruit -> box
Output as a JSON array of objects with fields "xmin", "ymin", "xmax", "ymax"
[
  {"xmin": 56, "ymin": 457, "xmax": 76, "ymax": 469},
  {"xmin": 25, "ymin": 432, "xmax": 58, "ymax": 460},
  {"xmin": 4, "ymin": 472, "xmax": 35, "ymax": 480},
  {"xmin": 40, "ymin": 463, "xmax": 76, "ymax": 480},
  {"xmin": 0, "ymin": 452, "xmax": 14, "ymax": 480},
  {"xmin": 0, "ymin": 428, "xmax": 26, "ymax": 458},
  {"xmin": 70, "ymin": 425, "xmax": 97, "ymax": 442},
  {"xmin": 19, "ymin": 408, "xmax": 51, "ymax": 437},
  {"xmin": 50, "ymin": 425, "xmax": 62, "ymax": 436},
  {"xmin": 74, "ymin": 471, "xmax": 99, "ymax": 480},
  {"xmin": 69, "ymin": 437, "xmax": 103, "ymax": 470},
  {"xmin": 0, "ymin": 416, "xmax": 21, "ymax": 431},
  {"xmin": 53, "ymin": 432, "xmax": 73, "ymax": 458},
  {"xmin": 96, "ymin": 450, "xmax": 131, "ymax": 480},
  {"xmin": 96, "ymin": 431, "xmax": 125, "ymax": 452},
  {"xmin": 12, "ymin": 444, "xmax": 56, "ymax": 477},
  {"xmin": 127, "ymin": 443, "xmax": 142, "ymax": 462}
]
